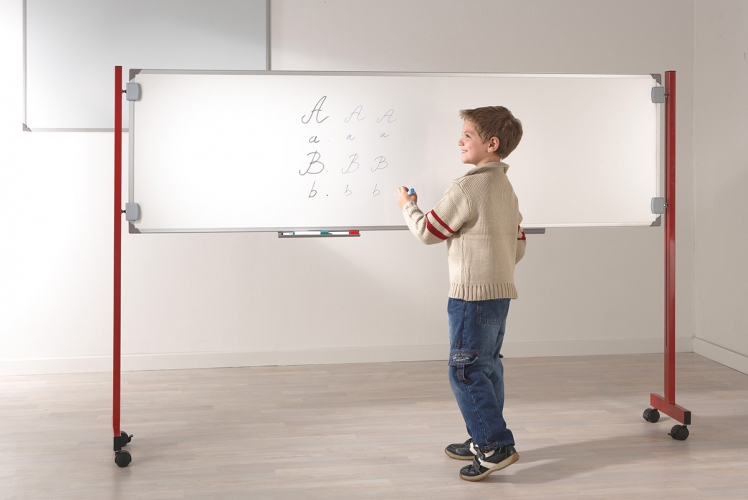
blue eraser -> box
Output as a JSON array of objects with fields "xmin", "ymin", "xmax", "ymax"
[{"xmin": 408, "ymin": 188, "xmax": 415, "ymax": 195}]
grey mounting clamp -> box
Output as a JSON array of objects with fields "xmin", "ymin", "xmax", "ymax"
[
  {"xmin": 651, "ymin": 197, "xmax": 666, "ymax": 214},
  {"xmin": 651, "ymin": 87, "xmax": 665, "ymax": 103},
  {"xmin": 125, "ymin": 202, "xmax": 140, "ymax": 222},
  {"xmin": 126, "ymin": 82, "xmax": 140, "ymax": 101}
]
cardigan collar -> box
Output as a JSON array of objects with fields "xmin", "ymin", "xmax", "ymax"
[{"xmin": 465, "ymin": 161, "xmax": 510, "ymax": 176}]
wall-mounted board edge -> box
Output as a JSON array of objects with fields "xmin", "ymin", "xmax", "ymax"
[
  {"xmin": 693, "ymin": 337, "xmax": 748, "ymax": 376},
  {"xmin": 1, "ymin": 337, "xmax": 693, "ymax": 376},
  {"xmin": 22, "ymin": 0, "xmax": 27, "ymax": 130},
  {"xmin": 266, "ymin": 0, "xmax": 271, "ymax": 71}
]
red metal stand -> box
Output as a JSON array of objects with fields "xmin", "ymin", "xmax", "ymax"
[
  {"xmin": 647, "ymin": 71, "xmax": 691, "ymax": 436},
  {"xmin": 113, "ymin": 66, "xmax": 132, "ymax": 466},
  {"xmin": 106, "ymin": 68, "xmax": 687, "ymax": 458},
  {"xmin": 113, "ymin": 66, "xmax": 122, "ymax": 442}
]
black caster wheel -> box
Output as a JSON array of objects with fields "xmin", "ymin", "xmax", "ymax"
[
  {"xmin": 115, "ymin": 449, "xmax": 132, "ymax": 467},
  {"xmin": 669, "ymin": 425, "xmax": 689, "ymax": 441},
  {"xmin": 643, "ymin": 408, "xmax": 660, "ymax": 423},
  {"xmin": 120, "ymin": 431, "xmax": 133, "ymax": 446}
]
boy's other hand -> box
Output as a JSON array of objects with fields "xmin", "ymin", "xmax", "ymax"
[{"xmin": 397, "ymin": 186, "xmax": 418, "ymax": 209}]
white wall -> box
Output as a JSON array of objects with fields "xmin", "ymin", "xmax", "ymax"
[
  {"xmin": 692, "ymin": 0, "xmax": 748, "ymax": 374},
  {"xmin": 0, "ymin": 0, "xmax": 695, "ymax": 375}
]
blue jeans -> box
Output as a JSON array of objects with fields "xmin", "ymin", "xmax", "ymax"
[{"xmin": 448, "ymin": 297, "xmax": 514, "ymax": 453}]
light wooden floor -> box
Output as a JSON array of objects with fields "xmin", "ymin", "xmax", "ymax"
[{"xmin": 1, "ymin": 353, "xmax": 747, "ymax": 499}]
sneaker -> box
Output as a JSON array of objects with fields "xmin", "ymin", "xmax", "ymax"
[
  {"xmin": 444, "ymin": 438, "xmax": 474, "ymax": 460},
  {"xmin": 459, "ymin": 444, "xmax": 519, "ymax": 481}
]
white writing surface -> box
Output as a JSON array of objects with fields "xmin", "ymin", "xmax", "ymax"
[{"xmin": 129, "ymin": 71, "xmax": 659, "ymax": 231}]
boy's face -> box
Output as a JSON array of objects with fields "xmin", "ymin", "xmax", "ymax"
[{"xmin": 458, "ymin": 120, "xmax": 500, "ymax": 166}]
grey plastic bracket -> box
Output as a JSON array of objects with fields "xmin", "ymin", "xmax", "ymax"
[
  {"xmin": 128, "ymin": 222, "xmax": 141, "ymax": 234},
  {"xmin": 22, "ymin": 123, "xmax": 31, "ymax": 132},
  {"xmin": 651, "ymin": 73, "xmax": 662, "ymax": 85},
  {"xmin": 129, "ymin": 69, "xmax": 142, "ymax": 81},
  {"xmin": 651, "ymin": 87, "xmax": 665, "ymax": 103},
  {"xmin": 651, "ymin": 216, "xmax": 662, "ymax": 227},
  {"xmin": 125, "ymin": 202, "xmax": 140, "ymax": 222},
  {"xmin": 651, "ymin": 197, "xmax": 666, "ymax": 214},
  {"xmin": 126, "ymin": 82, "xmax": 140, "ymax": 101}
]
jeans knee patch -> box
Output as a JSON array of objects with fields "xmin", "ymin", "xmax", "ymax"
[{"xmin": 449, "ymin": 349, "xmax": 478, "ymax": 383}]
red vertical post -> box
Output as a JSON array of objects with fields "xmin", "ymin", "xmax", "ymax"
[
  {"xmin": 113, "ymin": 66, "xmax": 122, "ymax": 439},
  {"xmin": 650, "ymin": 71, "xmax": 690, "ymax": 425},
  {"xmin": 664, "ymin": 71, "xmax": 676, "ymax": 406}
]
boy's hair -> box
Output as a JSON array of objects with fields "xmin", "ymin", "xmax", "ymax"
[{"xmin": 459, "ymin": 106, "xmax": 523, "ymax": 160}]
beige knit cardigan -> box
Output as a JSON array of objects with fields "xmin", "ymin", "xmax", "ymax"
[{"xmin": 402, "ymin": 161, "xmax": 526, "ymax": 301}]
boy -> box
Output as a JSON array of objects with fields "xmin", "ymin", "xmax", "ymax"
[{"xmin": 397, "ymin": 106, "xmax": 526, "ymax": 482}]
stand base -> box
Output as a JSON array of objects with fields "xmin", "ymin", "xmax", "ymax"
[
  {"xmin": 650, "ymin": 393, "xmax": 691, "ymax": 425},
  {"xmin": 114, "ymin": 431, "xmax": 133, "ymax": 467}
]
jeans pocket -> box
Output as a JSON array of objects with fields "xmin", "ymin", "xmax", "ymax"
[
  {"xmin": 476, "ymin": 300, "xmax": 509, "ymax": 325},
  {"xmin": 449, "ymin": 349, "xmax": 478, "ymax": 383}
]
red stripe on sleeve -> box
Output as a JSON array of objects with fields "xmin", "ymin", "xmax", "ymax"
[
  {"xmin": 429, "ymin": 211, "xmax": 455, "ymax": 234},
  {"xmin": 518, "ymin": 225, "xmax": 526, "ymax": 240},
  {"xmin": 426, "ymin": 220, "xmax": 449, "ymax": 240}
]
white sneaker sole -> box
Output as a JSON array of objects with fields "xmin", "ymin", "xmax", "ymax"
[
  {"xmin": 445, "ymin": 449, "xmax": 474, "ymax": 460},
  {"xmin": 459, "ymin": 451, "xmax": 520, "ymax": 482}
]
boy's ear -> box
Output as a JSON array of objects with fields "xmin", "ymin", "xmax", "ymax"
[{"xmin": 487, "ymin": 136, "xmax": 500, "ymax": 153}]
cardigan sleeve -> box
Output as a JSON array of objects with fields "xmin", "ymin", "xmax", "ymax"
[{"xmin": 401, "ymin": 182, "xmax": 472, "ymax": 245}]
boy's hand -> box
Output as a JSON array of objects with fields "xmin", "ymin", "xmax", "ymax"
[{"xmin": 397, "ymin": 186, "xmax": 418, "ymax": 209}]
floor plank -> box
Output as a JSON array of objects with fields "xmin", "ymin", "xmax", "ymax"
[{"xmin": 1, "ymin": 353, "xmax": 747, "ymax": 499}]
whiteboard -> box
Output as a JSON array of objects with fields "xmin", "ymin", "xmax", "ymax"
[
  {"xmin": 128, "ymin": 71, "xmax": 661, "ymax": 232},
  {"xmin": 24, "ymin": 0, "xmax": 267, "ymax": 130}
]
